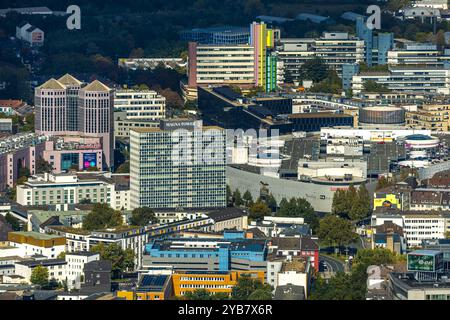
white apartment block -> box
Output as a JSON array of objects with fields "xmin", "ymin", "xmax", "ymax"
[
  {"xmin": 402, "ymin": 214, "xmax": 446, "ymax": 248},
  {"xmin": 352, "ymin": 67, "xmax": 450, "ymax": 94},
  {"xmin": 65, "ymin": 252, "xmax": 100, "ymax": 290},
  {"xmin": 114, "ymin": 90, "xmax": 166, "ymax": 121},
  {"xmin": 15, "ymin": 259, "xmax": 67, "ymax": 283},
  {"xmin": 371, "ymin": 212, "xmax": 448, "ymax": 248},
  {"xmin": 16, "ymin": 172, "xmax": 130, "ymax": 210},
  {"xmin": 4, "ymin": 231, "xmax": 66, "ymax": 259}
]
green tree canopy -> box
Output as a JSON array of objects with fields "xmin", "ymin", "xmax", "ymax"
[
  {"xmin": 83, "ymin": 203, "xmax": 123, "ymax": 231},
  {"xmin": 363, "ymin": 80, "xmax": 391, "ymax": 93},
  {"xmin": 183, "ymin": 289, "xmax": 229, "ymax": 300},
  {"xmin": 129, "ymin": 207, "xmax": 156, "ymax": 226},
  {"xmin": 299, "ymin": 57, "xmax": 328, "ymax": 83},
  {"xmin": 30, "ymin": 265, "xmax": 49, "ymax": 287},
  {"xmin": 233, "ymin": 189, "xmax": 244, "ymax": 207},
  {"xmin": 317, "ymin": 215, "xmax": 358, "ymax": 248},
  {"xmin": 249, "ymin": 201, "xmax": 271, "ymax": 221},
  {"xmin": 242, "ymin": 190, "xmax": 254, "ymax": 208},
  {"xmin": 90, "ymin": 242, "xmax": 134, "ymax": 278},
  {"xmin": 276, "ymin": 197, "xmax": 319, "ymax": 233},
  {"xmin": 231, "ymin": 274, "xmax": 272, "ymax": 300}
]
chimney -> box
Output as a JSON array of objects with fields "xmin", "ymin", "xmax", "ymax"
[{"xmin": 386, "ymin": 232, "xmax": 394, "ymax": 253}]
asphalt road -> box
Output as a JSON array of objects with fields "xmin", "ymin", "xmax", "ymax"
[{"xmin": 319, "ymin": 255, "xmax": 345, "ymax": 273}]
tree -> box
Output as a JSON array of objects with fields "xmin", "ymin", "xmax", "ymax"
[
  {"xmin": 309, "ymin": 70, "xmax": 342, "ymax": 94},
  {"xmin": 249, "ymin": 201, "xmax": 271, "ymax": 221},
  {"xmin": 36, "ymin": 157, "xmax": 53, "ymax": 174},
  {"xmin": 265, "ymin": 194, "xmax": 277, "ymax": 212},
  {"xmin": 129, "ymin": 207, "xmax": 156, "ymax": 226},
  {"xmin": 57, "ymin": 252, "xmax": 66, "ymax": 259},
  {"xmin": 242, "ymin": 190, "xmax": 254, "ymax": 208},
  {"xmin": 5, "ymin": 213, "xmax": 21, "ymax": 231},
  {"xmin": 349, "ymin": 184, "xmax": 371, "ymax": 221},
  {"xmin": 276, "ymin": 197, "xmax": 319, "ymax": 233},
  {"xmin": 376, "ymin": 176, "xmax": 393, "ymax": 190},
  {"xmin": 363, "ymin": 80, "xmax": 391, "ymax": 93},
  {"xmin": 129, "ymin": 47, "xmax": 144, "ymax": 58},
  {"xmin": 90, "ymin": 242, "xmax": 134, "ymax": 278},
  {"xmin": 299, "ymin": 57, "xmax": 328, "ymax": 83},
  {"xmin": 233, "ymin": 189, "xmax": 244, "ymax": 207},
  {"xmin": 226, "ymin": 185, "xmax": 233, "ymax": 206},
  {"xmin": 248, "ymin": 288, "xmax": 272, "ymax": 300},
  {"xmin": 115, "ymin": 161, "xmax": 130, "ymax": 173},
  {"xmin": 317, "ymin": 215, "xmax": 358, "ymax": 248},
  {"xmin": 30, "ymin": 266, "xmax": 49, "ymax": 287},
  {"xmin": 83, "ymin": 203, "xmax": 123, "ymax": 231},
  {"xmin": 231, "ymin": 274, "xmax": 272, "ymax": 300}
]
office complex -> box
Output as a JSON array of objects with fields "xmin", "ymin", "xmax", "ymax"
[
  {"xmin": 35, "ymin": 74, "xmax": 114, "ymax": 168},
  {"xmin": 114, "ymin": 89, "xmax": 165, "ymax": 121},
  {"xmin": 352, "ymin": 66, "xmax": 450, "ymax": 94},
  {"xmin": 142, "ymin": 232, "xmax": 268, "ymax": 272},
  {"xmin": 130, "ymin": 119, "xmax": 226, "ymax": 209},
  {"xmin": 276, "ymin": 32, "xmax": 365, "ymax": 82}
]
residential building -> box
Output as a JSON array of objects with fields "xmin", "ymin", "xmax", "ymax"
[
  {"xmin": 15, "ymin": 22, "xmax": 44, "ymax": 46},
  {"xmin": 205, "ymin": 208, "xmax": 248, "ymax": 232},
  {"xmin": 15, "ymin": 259, "xmax": 67, "ymax": 283},
  {"xmin": 6, "ymin": 231, "xmax": 65, "ymax": 259},
  {"xmin": 406, "ymin": 104, "xmax": 450, "ymax": 132},
  {"xmin": 371, "ymin": 221, "xmax": 407, "ymax": 254},
  {"xmin": 16, "ymin": 173, "xmax": 130, "ymax": 210},
  {"xmin": 267, "ymin": 257, "xmax": 312, "ymax": 299},
  {"xmin": 65, "ymin": 252, "xmax": 100, "ymax": 290},
  {"xmin": 80, "ymin": 260, "xmax": 112, "ymax": 294},
  {"xmin": 0, "ymin": 133, "xmax": 48, "ymax": 191},
  {"xmin": 129, "ymin": 119, "xmax": 226, "ymax": 209},
  {"xmin": 267, "ymin": 236, "xmax": 319, "ymax": 273}
]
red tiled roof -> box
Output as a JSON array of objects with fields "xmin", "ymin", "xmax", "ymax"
[{"xmin": 0, "ymin": 99, "xmax": 25, "ymax": 109}]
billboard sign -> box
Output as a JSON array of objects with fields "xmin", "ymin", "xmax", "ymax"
[
  {"xmin": 407, "ymin": 252, "xmax": 444, "ymax": 272},
  {"xmin": 83, "ymin": 153, "xmax": 97, "ymax": 169}
]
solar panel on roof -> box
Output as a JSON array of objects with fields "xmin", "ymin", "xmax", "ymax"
[{"xmin": 139, "ymin": 275, "xmax": 168, "ymax": 288}]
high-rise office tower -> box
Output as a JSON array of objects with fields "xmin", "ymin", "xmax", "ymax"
[
  {"xmin": 79, "ymin": 80, "xmax": 114, "ymax": 169},
  {"xmin": 58, "ymin": 74, "xmax": 83, "ymax": 132},
  {"xmin": 130, "ymin": 119, "xmax": 226, "ymax": 209},
  {"xmin": 34, "ymin": 75, "xmax": 114, "ymax": 169}
]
